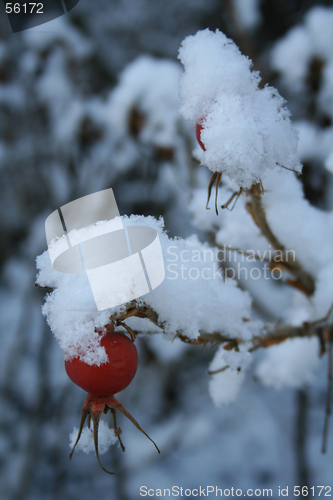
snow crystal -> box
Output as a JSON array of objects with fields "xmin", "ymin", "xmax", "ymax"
[
  {"xmin": 255, "ymin": 337, "xmax": 320, "ymax": 390},
  {"xmin": 69, "ymin": 420, "xmax": 117, "ymax": 455},
  {"xmin": 208, "ymin": 344, "xmax": 252, "ymax": 406},
  {"xmin": 36, "ymin": 215, "xmax": 257, "ymax": 365},
  {"xmin": 178, "ymin": 29, "xmax": 301, "ymax": 188}
]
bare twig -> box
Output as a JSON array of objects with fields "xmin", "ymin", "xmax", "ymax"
[
  {"xmin": 276, "ymin": 162, "xmax": 302, "ymax": 175},
  {"xmin": 207, "ymin": 365, "xmax": 229, "ymax": 376},
  {"xmin": 34, "ymin": 283, "xmax": 55, "ymax": 292}
]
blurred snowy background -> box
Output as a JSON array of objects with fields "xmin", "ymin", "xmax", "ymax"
[{"xmin": 1, "ymin": 0, "xmax": 333, "ymax": 498}]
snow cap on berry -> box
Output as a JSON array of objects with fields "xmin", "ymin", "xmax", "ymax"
[{"xmin": 178, "ymin": 29, "xmax": 302, "ymax": 188}]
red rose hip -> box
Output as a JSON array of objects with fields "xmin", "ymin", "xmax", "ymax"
[
  {"xmin": 66, "ymin": 328, "xmax": 160, "ymax": 474},
  {"xmin": 65, "ymin": 331, "xmax": 138, "ymax": 396}
]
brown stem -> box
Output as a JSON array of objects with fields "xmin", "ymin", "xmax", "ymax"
[
  {"xmin": 114, "ymin": 302, "xmax": 333, "ymax": 352},
  {"xmin": 117, "ymin": 321, "xmax": 136, "ymax": 342},
  {"xmin": 246, "ymin": 183, "xmax": 315, "ymax": 296}
]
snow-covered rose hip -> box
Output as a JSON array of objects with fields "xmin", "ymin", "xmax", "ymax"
[{"xmin": 66, "ymin": 326, "xmax": 160, "ymax": 474}]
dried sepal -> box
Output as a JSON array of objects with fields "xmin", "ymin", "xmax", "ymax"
[{"xmin": 69, "ymin": 393, "xmax": 160, "ymax": 475}]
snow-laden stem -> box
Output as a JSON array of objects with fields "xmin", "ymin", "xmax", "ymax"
[
  {"xmin": 114, "ymin": 301, "xmax": 333, "ymax": 351},
  {"xmin": 246, "ymin": 183, "xmax": 316, "ymax": 296}
]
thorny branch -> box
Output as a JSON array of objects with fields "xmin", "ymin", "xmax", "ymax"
[{"xmin": 113, "ymin": 301, "xmax": 333, "ymax": 353}]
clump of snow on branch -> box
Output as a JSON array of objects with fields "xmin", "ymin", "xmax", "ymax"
[
  {"xmin": 255, "ymin": 338, "xmax": 320, "ymax": 390},
  {"xmin": 36, "ymin": 215, "xmax": 258, "ymax": 366},
  {"xmin": 190, "ymin": 168, "xmax": 332, "ymax": 390},
  {"xmin": 260, "ymin": 169, "xmax": 333, "ymax": 281},
  {"xmin": 294, "ymin": 121, "xmax": 333, "ymax": 167},
  {"xmin": 178, "ymin": 29, "xmax": 301, "ymax": 188},
  {"xmin": 270, "ymin": 6, "xmax": 333, "ymax": 174},
  {"xmin": 271, "ymin": 6, "xmax": 333, "ymax": 91},
  {"xmin": 209, "ymin": 344, "xmax": 252, "ymax": 406},
  {"xmin": 69, "ymin": 421, "xmax": 117, "ymax": 455},
  {"xmin": 106, "ymin": 55, "xmax": 182, "ymax": 149},
  {"xmin": 25, "ymin": 17, "xmax": 94, "ymax": 146}
]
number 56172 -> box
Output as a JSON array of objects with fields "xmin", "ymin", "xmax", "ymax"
[{"xmin": 5, "ymin": 3, "xmax": 44, "ymax": 14}]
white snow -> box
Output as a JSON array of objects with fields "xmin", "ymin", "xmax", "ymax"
[
  {"xmin": 36, "ymin": 215, "xmax": 258, "ymax": 365},
  {"xmin": 106, "ymin": 56, "xmax": 182, "ymax": 148},
  {"xmin": 271, "ymin": 6, "xmax": 333, "ymax": 90},
  {"xmin": 178, "ymin": 29, "xmax": 301, "ymax": 188},
  {"xmin": 261, "ymin": 169, "xmax": 333, "ymax": 278},
  {"xmin": 232, "ymin": 0, "xmax": 262, "ymax": 30},
  {"xmin": 208, "ymin": 344, "xmax": 252, "ymax": 406},
  {"xmin": 325, "ymin": 151, "xmax": 333, "ymax": 174},
  {"xmin": 255, "ymin": 337, "xmax": 320, "ymax": 390},
  {"xmin": 271, "ymin": 26, "xmax": 312, "ymax": 90},
  {"xmin": 69, "ymin": 420, "xmax": 117, "ymax": 455}
]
